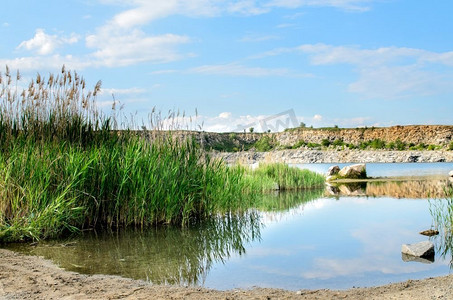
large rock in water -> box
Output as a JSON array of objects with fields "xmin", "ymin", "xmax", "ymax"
[
  {"xmin": 326, "ymin": 165, "xmax": 340, "ymax": 176},
  {"xmin": 338, "ymin": 164, "xmax": 367, "ymax": 179},
  {"xmin": 401, "ymin": 241, "xmax": 434, "ymax": 258},
  {"xmin": 449, "ymin": 170, "xmax": 453, "ymax": 177}
]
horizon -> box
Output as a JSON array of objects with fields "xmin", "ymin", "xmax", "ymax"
[{"xmin": 1, "ymin": 1, "xmax": 453, "ymax": 132}]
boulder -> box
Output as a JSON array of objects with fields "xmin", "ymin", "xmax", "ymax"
[
  {"xmin": 401, "ymin": 241, "xmax": 434, "ymax": 258},
  {"xmin": 449, "ymin": 170, "xmax": 453, "ymax": 177},
  {"xmin": 338, "ymin": 164, "xmax": 367, "ymax": 179},
  {"xmin": 419, "ymin": 229, "xmax": 439, "ymax": 236},
  {"xmin": 326, "ymin": 165, "xmax": 340, "ymax": 176}
]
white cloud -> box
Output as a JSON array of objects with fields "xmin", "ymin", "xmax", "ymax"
[
  {"xmin": 227, "ymin": 0, "xmax": 269, "ymax": 15},
  {"xmin": 218, "ymin": 112, "xmax": 232, "ymax": 119},
  {"xmin": 100, "ymin": 87, "xmax": 147, "ymax": 95},
  {"xmin": 0, "ymin": 55, "xmax": 90, "ymax": 71},
  {"xmin": 313, "ymin": 114, "xmax": 323, "ymax": 121},
  {"xmin": 308, "ymin": 114, "xmax": 371, "ymax": 127},
  {"xmin": 347, "ymin": 65, "xmax": 444, "ymax": 99},
  {"xmin": 239, "ymin": 34, "xmax": 279, "ymax": 42},
  {"xmin": 256, "ymin": 43, "xmax": 453, "ymax": 99},
  {"xmin": 17, "ymin": 29, "xmax": 79, "ymax": 55},
  {"xmin": 266, "ymin": 0, "xmax": 374, "ymax": 12},
  {"xmin": 7, "ymin": 0, "xmax": 378, "ymax": 70},
  {"xmin": 86, "ymin": 29, "xmax": 190, "ymax": 67},
  {"xmin": 189, "ymin": 63, "xmax": 294, "ymax": 77},
  {"xmin": 151, "ymin": 63, "xmax": 309, "ymax": 77}
]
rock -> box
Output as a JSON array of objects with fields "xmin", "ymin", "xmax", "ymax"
[
  {"xmin": 338, "ymin": 164, "xmax": 367, "ymax": 179},
  {"xmin": 408, "ymin": 155, "xmax": 420, "ymax": 163},
  {"xmin": 449, "ymin": 170, "xmax": 453, "ymax": 177},
  {"xmin": 401, "ymin": 241, "xmax": 434, "ymax": 258},
  {"xmin": 419, "ymin": 229, "xmax": 439, "ymax": 236},
  {"xmin": 326, "ymin": 165, "xmax": 340, "ymax": 176}
]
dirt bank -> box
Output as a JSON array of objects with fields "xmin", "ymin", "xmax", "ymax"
[{"xmin": 1, "ymin": 249, "xmax": 452, "ymax": 299}]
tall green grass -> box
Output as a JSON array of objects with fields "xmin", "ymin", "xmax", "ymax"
[
  {"xmin": 0, "ymin": 66, "xmax": 325, "ymax": 242},
  {"xmin": 429, "ymin": 187, "xmax": 453, "ymax": 267},
  {"xmin": 248, "ymin": 163, "xmax": 325, "ymax": 191}
]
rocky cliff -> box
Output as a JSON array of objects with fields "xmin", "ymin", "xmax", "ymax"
[
  {"xmin": 186, "ymin": 125, "xmax": 453, "ymax": 151},
  {"xmin": 275, "ymin": 125, "xmax": 453, "ymax": 147}
]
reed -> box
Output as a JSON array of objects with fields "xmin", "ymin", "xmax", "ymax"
[
  {"xmin": 429, "ymin": 188, "xmax": 453, "ymax": 267},
  {"xmin": 249, "ymin": 163, "xmax": 325, "ymax": 191},
  {"xmin": 0, "ymin": 66, "xmax": 325, "ymax": 242}
]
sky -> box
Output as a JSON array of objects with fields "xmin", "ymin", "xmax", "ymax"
[{"xmin": 1, "ymin": 0, "xmax": 453, "ymax": 132}]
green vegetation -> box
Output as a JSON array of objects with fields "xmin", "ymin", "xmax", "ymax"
[
  {"xmin": 245, "ymin": 163, "xmax": 325, "ymax": 191},
  {"xmin": 370, "ymin": 138, "xmax": 386, "ymax": 149},
  {"xmin": 321, "ymin": 139, "xmax": 331, "ymax": 147},
  {"xmin": 292, "ymin": 139, "xmax": 306, "ymax": 149},
  {"xmin": 0, "ymin": 66, "xmax": 324, "ymax": 242},
  {"xmin": 253, "ymin": 135, "xmax": 276, "ymax": 152},
  {"xmin": 449, "ymin": 142, "xmax": 453, "ymax": 151},
  {"xmin": 429, "ymin": 188, "xmax": 453, "ymax": 267},
  {"xmin": 306, "ymin": 142, "xmax": 321, "ymax": 149},
  {"xmin": 18, "ymin": 189, "xmax": 324, "ymax": 285}
]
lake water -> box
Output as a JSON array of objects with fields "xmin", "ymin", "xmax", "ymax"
[{"xmin": 4, "ymin": 163, "xmax": 453, "ymax": 291}]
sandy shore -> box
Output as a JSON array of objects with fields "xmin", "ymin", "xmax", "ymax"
[{"xmin": 1, "ymin": 249, "xmax": 452, "ymax": 300}]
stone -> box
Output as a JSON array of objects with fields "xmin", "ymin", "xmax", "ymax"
[
  {"xmin": 449, "ymin": 170, "xmax": 453, "ymax": 177},
  {"xmin": 338, "ymin": 163, "xmax": 367, "ymax": 179},
  {"xmin": 326, "ymin": 165, "xmax": 340, "ymax": 176},
  {"xmin": 419, "ymin": 229, "xmax": 439, "ymax": 236},
  {"xmin": 408, "ymin": 155, "xmax": 420, "ymax": 163},
  {"xmin": 401, "ymin": 241, "xmax": 434, "ymax": 258}
]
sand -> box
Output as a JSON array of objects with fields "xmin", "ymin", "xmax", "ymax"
[{"xmin": 1, "ymin": 249, "xmax": 452, "ymax": 299}]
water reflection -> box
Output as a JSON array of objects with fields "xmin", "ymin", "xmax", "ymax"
[
  {"xmin": 9, "ymin": 213, "xmax": 261, "ymax": 285},
  {"xmin": 326, "ymin": 179, "xmax": 453, "ymax": 199},
  {"xmin": 7, "ymin": 190, "xmax": 322, "ymax": 286},
  {"xmin": 429, "ymin": 191, "xmax": 453, "ymax": 268}
]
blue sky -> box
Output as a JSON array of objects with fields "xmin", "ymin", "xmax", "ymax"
[{"xmin": 1, "ymin": 0, "xmax": 452, "ymax": 132}]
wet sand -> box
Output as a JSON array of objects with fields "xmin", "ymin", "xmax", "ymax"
[{"xmin": 1, "ymin": 249, "xmax": 452, "ymax": 299}]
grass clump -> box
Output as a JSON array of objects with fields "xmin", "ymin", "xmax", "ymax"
[
  {"xmin": 429, "ymin": 188, "xmax": 453, "ymax": 267},
  {"xmin": 247, "ymin": 163, "xmax": 325, "ymax": 191},
  {"xmin": 0, "ymin": 66, "xmax": 325, "ymax": 242}
]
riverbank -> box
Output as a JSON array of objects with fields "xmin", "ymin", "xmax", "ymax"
[
  {"xmin": 1, "ymin": 248, "xmax": 452, "ymax": 299},
  {"xmin": 213, "ymin": 149, "xmax": 453, "ymax": 164}
]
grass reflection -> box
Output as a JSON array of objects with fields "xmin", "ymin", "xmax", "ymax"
[
  {"xmin": 7, "ymin": 190, "xmax": 322, "ymax": 285},
  {"xmin": 429, "ymin": 186, "xmax": 453, "ymax": 268}
]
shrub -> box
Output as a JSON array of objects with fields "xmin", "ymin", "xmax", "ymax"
[
  {"xmin": 292, "ymin": 139, "xmax": 306, "ymax": 149},
  {"xmin": 321, "ymin": 139, "xmax": 331, "ymax": 147},
  {"xmin": 395, "ymin": 139, "xmax": 407, "ymax": 151},
  {"xmin": 307, "ymin": 142, "xmax": 321, "ymax": 149},
  {"xmin": 332, "ymin": 139, "xmax": 345, "ymax": 147},
  {"xmin": 370, "ymin": 139, "xmax": 386, "ymax": 149},
  {"xmin": 254, "ymin": 135, "xmax": 275, "ymax": 152}
]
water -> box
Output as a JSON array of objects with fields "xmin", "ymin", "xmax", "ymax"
[
  {"xmin": 4, "ymin": 163, "xmax": 453, "ymax": 291},
  {"xmin": 292, "ymin": 162, "xmax": 453, "ymax": 178}
]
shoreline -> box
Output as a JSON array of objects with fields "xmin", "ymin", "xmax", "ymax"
[
  {"xmin": 213, "ymin": 149, "xmax": 453, "ymax": 164},
  {"xmin": 1, "ymin": 248, "xmax": 452, "ymax": 299}
]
